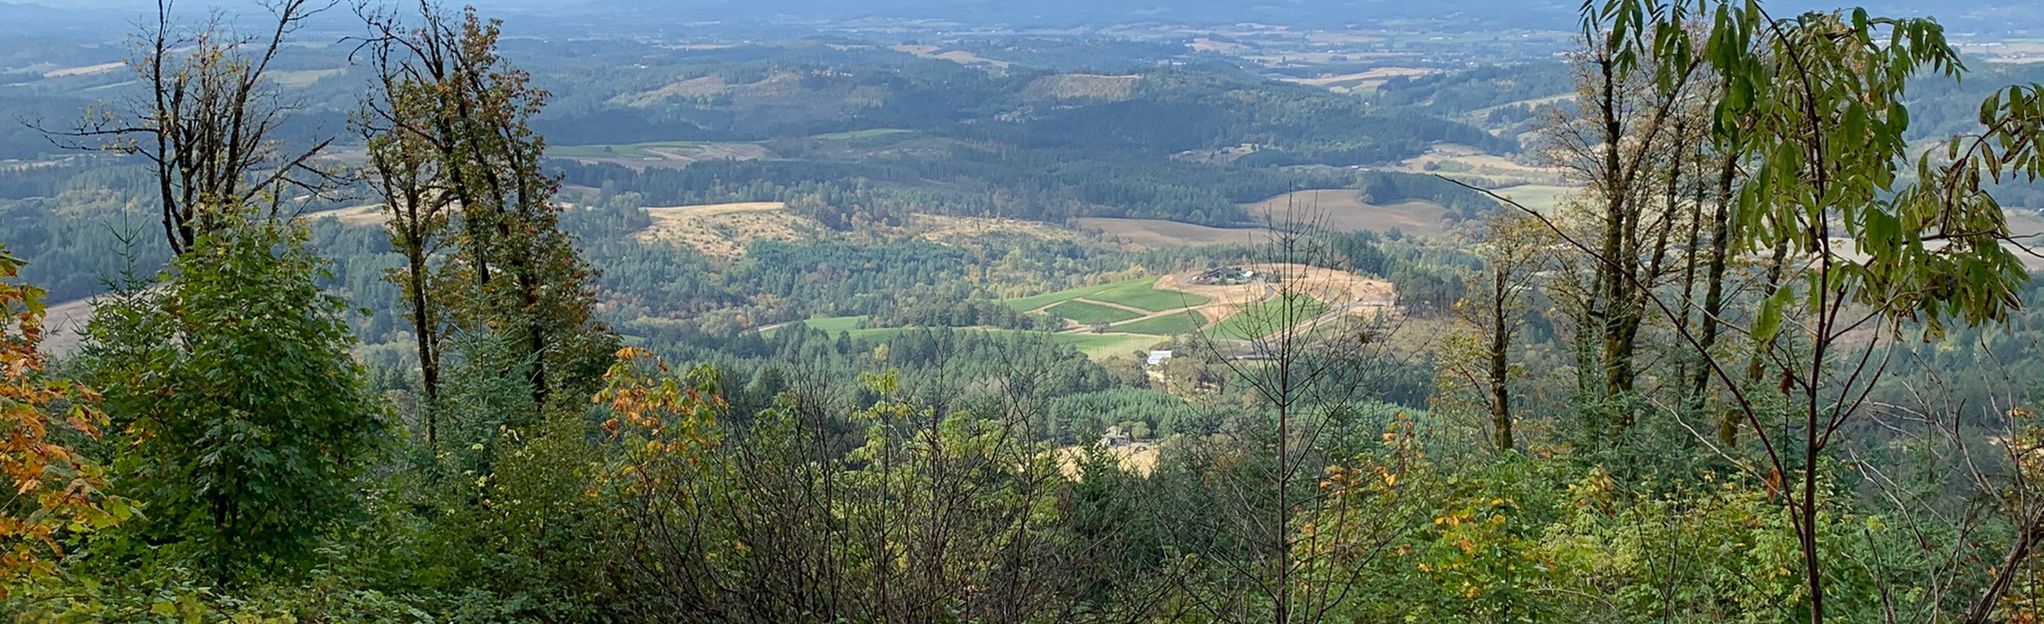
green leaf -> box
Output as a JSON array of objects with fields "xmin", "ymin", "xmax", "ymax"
[{"xmin": 1754, "ymin": 285, "xmax": 1793, "ymax": 345}]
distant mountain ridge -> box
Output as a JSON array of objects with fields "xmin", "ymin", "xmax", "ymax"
[
  {"xmin": 564, "ymin": 0, "xmax": 2039, "ymax": 30},
  {"xmin": 3, "ymin": 0, "xmax": 2039, "ymax": 38}
]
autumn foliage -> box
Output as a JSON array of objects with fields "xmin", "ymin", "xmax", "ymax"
[{"xmin": 0, "ymin": 248, "xmax": 117, "ymax": 587}]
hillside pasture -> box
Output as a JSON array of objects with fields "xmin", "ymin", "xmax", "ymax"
[
  {"xmin": 1005, "ymin": 279, "xmax": 1137, "ymax": 313},
  {"xmin": 1282, "ymin": 66, "xmax": 1435, "ymax": 91},
  {"xmin": 1075, "ymin": 217, "xmax": 1276, "ymax": 249},
  {"xmin": 835, "ymin": 327, "xmax": 1162, "ymax": 359},
  {"xmin": 890, "ymin": 44, "xmax": 1011, "ymax": 68},
  {"xmin": 803, "ymin": 315, "xmax": 868, "ymax": 332},
  {"xmin": 302, "ymin": 204, "xmax": 389, "ymax": 227},
  {"xmin": 1206, "ymin": 294, "xmax": 1328, "ymax": 340},
  {"xmin": 42, "ymin": 61, "xmax": 123, "ymax": 79},
  {"xmin": 1395, "ymin": 144, "xmax": 1568, "ymax": 187},
  {"xmin": 1491, "ymin": 183, "xmax": 1574, "ymax": 213},
  {"xmin": 1047, "ymin": 300, "xmax": 1145, "ymax": 325},
  {"xmin": 1055, "ymin": 443, "xmax": 1161, "ymax": 479},
  {"xmin": 636, "ymin": 201, "xmax": 823, "ymax": 257},
  {"xmin": 1093, "ymin": 279, "xmax": 1211, "ymax": 312},
  {"xmin": 908, "ymin": 214, "xmax": 1077, "ymax": 244},
  {"xmin": 1007, "ymin": 277, "xmax": 1211, "ymax": 314},
  {"xmin": 813, "ymin": 128, "xmax": 913, "ymax": 141},
  {"xmin": 551, "ymin": 141, "xmax": 770, "ymax": 169},
  {"xmin": 1112, "ymin": 310, "xmax": 1206, "ymax": 336},
  {"xmin": 1054, "ymin": 333, "xmax": 1169, "ymax": 358},
  {"xmin": 1240, "ymin": 189, "xmax": 1451, "ymax": 237}
]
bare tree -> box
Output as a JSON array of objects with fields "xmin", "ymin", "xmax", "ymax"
[
  {"xmin": 1154, "ymin": 201, "xmax": 1425, "ymax": 624},
  {"xmin": 41, "ymin": 0, "xmax": 341, "ymax": 255}
]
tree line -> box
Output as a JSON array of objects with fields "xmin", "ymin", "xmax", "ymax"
[{"xmin": 4, "ymin": 1, "xmax": 2044, "ymax": 623}]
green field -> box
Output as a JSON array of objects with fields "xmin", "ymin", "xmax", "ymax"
[
  {"xmin": 812, "ymin": 128, "xmax": 912, "ymax": 141},
  {"xmin": 550, "ymin": 140, "xmax": 704, "ymax": 158},
  {"xmin": 803, "ymin": 315, "xmax": 868, "ymax": 332},
  {"xmin": 1495, "ymin": 184, "xmax": 1574, "ymax": 213},
  {"xmin": 1113, "ymin": 310, "xmax": 1207, "ymax": 336},
  {"xmin": 825, "ymin": 327, "xmax": 1161, "ymax": 359},
  {"xmin": 1007, "ymin": 277, "xmax": 1209, "ymax": 313},
  {"xmin": 1090, "ymin": 278, "xmax": 1211, "ymax": 311},
  {"xmin": 1047, "ymin": 300, "xmax": 1144, "ymax": 324},
  {"xmin": 1051, "ymin": 333, "xmax": 1167, "ymax": 358},
  {"xmin": 1205, "ymin": 295, "xmax": 1327, "ymax": 340}
]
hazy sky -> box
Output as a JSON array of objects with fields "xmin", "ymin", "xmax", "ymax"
[{"xmin": 14, "ymin": 0, "xmax": 2041, "ymax": 34}]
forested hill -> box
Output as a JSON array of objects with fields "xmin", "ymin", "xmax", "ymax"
[
  {"xmin": 531, "ymin": 57, "xmax": 1515, "ymax": 161},
  {"xmin": 14, "ymin": 0, "xmax": 2044, "ymax": 622}
]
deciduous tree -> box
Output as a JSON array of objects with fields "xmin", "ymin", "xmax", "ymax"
[
  {"xmin": 0, "ymin": 248, "xmax": 122, "ymax": 589},
  {"xmin": 79, "ymin": 216, "xmax": 386, "ymax": 585}
]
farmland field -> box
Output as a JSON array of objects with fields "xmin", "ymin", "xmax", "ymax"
[
  {"xmin": 1492, "ymin": 184, "xmax": 1574, "ymax": 213},
  {"xmin": 828, "ymin": 327, "xmax": 1162, "ymax": 359},
  {"xmin": 1007, "ymin": 277, "xmax": 1211, "ymax": 313},
  {"xmin": 1112, "ymin": 310, "xmax": 1207, "ymax": 336},
  {"xmin": 637, "ymin": 201, "xmax": 823, "ymax": 257},
  {"xmin": 1047, "ymin": 300, "xmax": 1145, "ymax": 325},
  {"xmin": 1051, "ymin": 333, "xmax": 1169, "ymax": 358},
  {"xmin": 1205, "ymin": 294, "xmax": 1327, "ymax": 340},
  {"xmin": 550, "ymin": 141, "xmax": 771, "ymax": 168},
  {"xmin": 803, "ymin": 315, "xmax": 868, "ymax": 332},
  {"xmin": 551, "ymin": 140, "xmax": 704, "ymax": 159},
  {"xmin": 1074, "ymin": 218, "xmax": 1277, "ymax": 249},
  {"xmin": 1241, "ymin": 189, "xmax": 1451, "ymax": 236},
  {"xmin": 1090, "ymin": 278, "xmax": 1212, "ymax": 311},
  {"xmin": 1004, "ymin": 279, "xmax": 1137, "ymax": 312},
  {"xmin": 813, "ymin": 128, "xmax": 913, "ymax": 141}
]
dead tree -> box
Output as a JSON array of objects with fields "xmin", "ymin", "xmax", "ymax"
[{"xmin": 41, "ymin": 0, "xmax": 340, "ymax": 255}]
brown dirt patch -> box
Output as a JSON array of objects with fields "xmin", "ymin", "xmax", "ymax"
[
  {"xmin": 1155, "ymin": 263, "xmax": 1399, "ymax": 329},
  {"xmin": 891, "ymin": 44, "xmax": 1010, "ymax": 68},
  {"xmin": 309, "ymin": 204, "xmax": 389, "ymax": 227},
  {"xmin": 1283, "ymin": 66, "xmax": 1434, "ymax": 89},
  {"xmin": 43, "ymin": 62, "xmax": 123, "ymax": 79},
  {"xmin": 1392, "ymin": 144, "xmax": 1570, "ymax": 187},
  {"xmin": 1241, "ymin": 189, "xmax": 1450, "ymax": 237},
  {"xmin": 907, "ymin": 214, "xmax": 1077, "ymax": 243},
  {"xmin": 1055, "ymin": 443, "xmax": 1161, "ymax": 479},
  {"xmin": 637, "ymin": 201, "xmax": 821, "ymax": 257}
]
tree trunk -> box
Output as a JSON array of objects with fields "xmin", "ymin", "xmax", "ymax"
[
  {"xmin": 1694, "ymin": 152, "xmax": 1737, "ymax": 443},
  {"xmin": 1489, "ymin": 266, "xmax": 1515, "ymax": 453}
]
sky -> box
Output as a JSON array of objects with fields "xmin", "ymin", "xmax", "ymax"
[{"xmin": 9, "ymin": 0, "xmax": 2040, "ymax": 34}]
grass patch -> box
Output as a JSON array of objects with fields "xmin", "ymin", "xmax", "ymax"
[
  {"xmin": 803, "ymin": 315, "xmax": 868, "ymax": 332},
  {"xmin": 812, "ymin": 128, "xmax": 912, "ymax": 141},
  {"xmin": 1206, "ymin": 295, "xmax": 1327, "ymax": 340},
  {"xmin": 1006, "ymin": 277, "xmax": 1208, "ymax": 313},
  {"xmin": 1047, "ymin": 300, "xmax": 1144, "ymax": 325},
  {"xmin": 833, "ymin": 327, "xmax": 1161, "ymax": 359},
  {"xmin": 551, "ymin": 140, "xmax": 705, "ymax": 159},
  {"xmin": 1006, "ymin": 281, "xmax": 1121, "ymax": 312},
  {"xmin": 1113, "ymin": 310, "xmax": 1207, "ymax": 336},
  {"xmin": 1494, "ymin": 184, "xmax": 1574, "ymax": 213},
  {"xmin": 1091, "ymin": 278, "xmax": 1212, "ymax": 312},
  {"xmin": 1051, "ymin": 333, "xmax": 1167, "ymax": 358}
]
